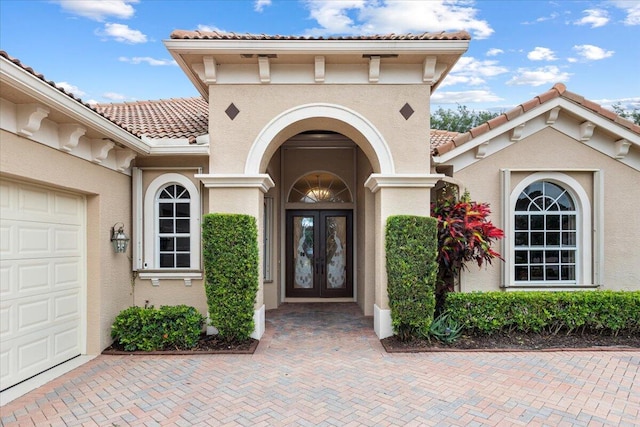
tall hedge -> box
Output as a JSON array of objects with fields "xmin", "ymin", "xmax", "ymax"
[
  {"xmin": 385, "ymin": 215, "xmax": 439, "ymax": 340},
  {"xmin": 202, "ymin": 213, "xmax": 259, "ymax": 341}
]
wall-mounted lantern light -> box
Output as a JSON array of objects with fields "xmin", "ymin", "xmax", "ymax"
[{"xmin": 111, "ymin": 223, "xmax": 130, "ymax": 254}]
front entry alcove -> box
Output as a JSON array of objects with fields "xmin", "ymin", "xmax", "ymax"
[{"xmin": 262, "ymin": 132, "xmax": 375, "ymax": 312}]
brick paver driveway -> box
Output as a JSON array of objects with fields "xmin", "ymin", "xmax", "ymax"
[{"xmin": 2, "ymin": 303, "xmax": 639, "ymax": 426}]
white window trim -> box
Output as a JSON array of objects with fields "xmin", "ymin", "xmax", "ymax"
[
  {"xmin": 143, "ymin": 173, "xmax": 201, "ymax": 271},
  {"xmin": 503, "ymin": 171, "xmax": 593, "ymax": 288}
]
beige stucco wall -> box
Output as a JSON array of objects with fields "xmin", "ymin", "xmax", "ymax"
[
  {"xmin": 1, "ymin": 130, "xmax": 132, "ymax": 353},
  {"xmin": 455, "ymin": 126, "xmax": 640, "ymax": 291},
  {"xmin": 208, "ymin": 84, "xmax": 431, "ymax": 175}
]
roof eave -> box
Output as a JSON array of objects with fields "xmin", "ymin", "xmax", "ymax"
[{"xmin": 0, "ymin": 55, "xmax": 150, "ymax": 154}]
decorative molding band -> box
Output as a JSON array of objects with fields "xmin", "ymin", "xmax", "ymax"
[
  {"xmin": 364, "ymin": 173, "xmax": 445, "ymax": 193},
  {"xmin": 314, "ymin": 56, "xmax": 325, "ymax": 82},
  {"xmin": 58, "ymin": 123, "xmax": 86, "ymax": 152},
  {"xmin": 546, "ymin": 106, "xmax": 561, "ymax": 124},
  {"xmin": 369, "ymin": 55, "xmax": 380, "ymax": 82},
  {"xmin": 580, "ymin": 121, "xmax": 595, "ymax": 141},
  {"xmin": 614, "ymin": 139, "xmax": 631, "ymax": 159},
  {"xmin": 510, "ymin": 123, "xmax": 526, "ymax": 141},
  {"xmin": 196, "ymin": 173, "xmax": 275, "ymax": 193},
  {"xmin": 91, "ymin": 138, "xmax": 115, "ymax": 163},
  {"xmin": 258, "ymin": 56, "xmax": 270, "ymax": 83},
  {"xmin": 116, "ymin": 148, "xmax": 136, "ymax": 172},
  {"xmin": 16, "ymin": 103, "xmax": 49, "ymax": 137}
]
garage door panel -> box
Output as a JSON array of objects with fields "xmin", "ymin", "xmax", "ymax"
[
  {"xmin": 0, "ymin": 180, "xmax": 85, "ymax": 391},
  {"xmin": 1, "ymin": 258, "xmax": 81, "ymax": 301},
  {"xmin": 54, "ymin": 262, "xmax": 81, "ymax": 288},
  {"xmin": 19, "ymin": 187, "xmax": 50, "ymax": 216},
  {"xmin": 54, "ymin": 292, "xmax": 80, "ymax": 320},
  {"xmin": 0, "ymin": 224, "xmax": 10, "ymax": 254},
  {"xmin": 18, "ymin": 262, "xmax": 51, "ymax": 292},
  {"xmin": 3, "ymin": 318, "xmax": 81, "ymax": 389}
]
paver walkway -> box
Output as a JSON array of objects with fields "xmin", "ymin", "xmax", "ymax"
[{"xmin": 1, "ymin": 303, "xmax": 639, "ymax": 426}]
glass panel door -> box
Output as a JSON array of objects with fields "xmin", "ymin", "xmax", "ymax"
[{"xmin": 286, "ymin": 210, "xmax": 352, "ymax": 298}]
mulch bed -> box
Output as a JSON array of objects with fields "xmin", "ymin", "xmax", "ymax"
[
  {"xmin": 381, "ymin": 331, "xmax": 640, "ymax": 353},
  {"xmin": 102, "ymin": 334, "xmax": 259, "ymax": 355}
]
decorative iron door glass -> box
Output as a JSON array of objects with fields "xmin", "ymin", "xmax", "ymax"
[{"xmin": 286, "ymin": 210, "xmax": 352, "ymax": 297}]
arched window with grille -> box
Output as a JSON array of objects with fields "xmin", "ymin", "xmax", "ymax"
[
  {"xmin": 157, "ymin": 184, "xmax": 191, "ymax": 268},
  {"xmin": 514, "ymin": 181, "xmax": 577, "ymax": 283},
  {"xmin": 507, "ymin": 172, "xmax": 592, "ymax": 287}
]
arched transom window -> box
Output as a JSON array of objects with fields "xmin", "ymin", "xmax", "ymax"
[
  {"xmin": 157, "ymin": 184, "xmax": 191, "ymax": 268},
  {"xmin": 288, "ymin": 173, "xmax": 352, "ymax": 203},
  {"xmin": 514, "ymin": 181, "xmax": 577, "ymax": 283}
]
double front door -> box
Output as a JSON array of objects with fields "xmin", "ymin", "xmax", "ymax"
[{"xmin": 286, "ymin": 210, "xmax": 353, "ymax": 298}]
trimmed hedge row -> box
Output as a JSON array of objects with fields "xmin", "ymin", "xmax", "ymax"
[
  {"xmin": 386, "ymin": 215, "xmax": 439, "ymax": 340},
  {"xmin": 111, "ymin": 305, "xmax": 205, "ymax": 351},
  {"xmin": 202, "ymin": 213, "xmax": 259, "ymax": 342},
  {"xmin": 445, "ymin": 291, "xmax": 640, "ymax": 336}
]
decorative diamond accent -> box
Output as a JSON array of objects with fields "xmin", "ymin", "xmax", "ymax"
[
  {"xmin": 400, "ymin": 103, "xmax": 414, "ymax": 120},
  {"xmin": 225, "ymin": 103, "xmax": 240, "ymax": 120}
]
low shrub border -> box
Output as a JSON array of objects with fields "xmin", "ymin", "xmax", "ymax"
[
  {"xmin": 111, "ymin": 305, "xmax": 205, "ymax": 352},
  {"xmin": 445, "ymin": 290, "xmax": 640, "ymax": 336}
]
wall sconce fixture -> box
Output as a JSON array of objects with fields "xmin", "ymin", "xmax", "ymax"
[{"xmin": 111, "ymin": 223, "xmax": 130, "ymax": 254}]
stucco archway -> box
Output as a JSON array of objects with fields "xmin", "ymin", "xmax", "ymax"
[{"xmin": 244, "ymin": 103, "xmax": 395, "ymax": 175}]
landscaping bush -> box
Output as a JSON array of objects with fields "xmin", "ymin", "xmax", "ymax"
[
  {"xmin": 386, "ymin": 215, "xmax": 438, "ymax": 340},
  {"xmin": 202, "ymin": 213, "xmax": 259, "ymax": 342},
  {"xmin": 111, "ymin": 305, "xmax": 205, "ymax": 351},
  {"xmin": 445, "ymin": 291, "xmax": 640, "ymax": 336}
]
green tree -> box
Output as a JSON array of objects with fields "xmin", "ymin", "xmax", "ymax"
[
  {"xmin": 612, "ymin": 103, "xmax": 640, "ymax": 125},
  {"xmin": 430, "ymin": 105, "xmax": 499, "ymax": 132}
]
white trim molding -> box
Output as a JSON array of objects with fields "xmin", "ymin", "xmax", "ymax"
[
  {"xmin": 364, "ymin": 173, "xmax": 444, "ymax": 193},
  {"xmin": 196, "ymin": 174, "xmax": 275, "ymax": 193}
]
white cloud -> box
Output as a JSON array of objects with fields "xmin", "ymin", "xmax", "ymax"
[
  {"xmin": 57, "ymin": 81, "xmax": 86, "ymax": 97},
  {"xmin": 254, "ymin": 0, "xmax": 272, "ymax": 12},
  {"xmin": 522, "ymin": 12, "xmax": 560, "ymax": 25},
  {"xmin": 442, "ymin": 57, "xmax": 508, "ymax": 87},
  {"xmin": 573, "ymin": 44, "xmax": 614, "ymax": 61},
  {"xmin": 612, "ymin": 1, "xmax": 640, "ymax": 25},
  {"xmin": 98, "ymin": 23, "xmax": 147, "ymax": 43},
  {"xmin": 574, "ymin": 9, "xmax": 609, "ymax": 28},
  {"xmin": 196, "ymin": 24, "xmax": 225, "ymax": 33},
  {"xmin": 102, "ymin": 92, "xmax": 128, "ymax": 101},
  {"xmin": 507, "ymin": 66, "xmax": 572, "ymax": 87},
  {"xmin": 594, "ymin": 96, "xmax": 640, "ymax": 109},
  {"xmin": 431, "ymin": 90, "xmax": 504, "ymax": 104},
  {"xmin": 486, "ymin": 48, "xmax": 504, "ymax": 57},
  {"xmin": 527, "ymin": 47, "xmax": 557, "ymax": 61},
  {"xmin": 303, "ymin": 0, "xmax": 494, "ymax": 39},
  {"xmin": 56, "ymin": 0, "xmax": 138, "ymax": 21},
  {"xmin": 119, "ymin": 56, "xmax": 177, "ymax": 66}
]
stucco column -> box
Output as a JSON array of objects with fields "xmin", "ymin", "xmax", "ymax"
[
  {"xmin": 364, "ymin": 173, "xmax": 443, "ymax": 338},
  {"xmin": 195, "ymin": 173, "xmax": 275, "ymax": 339}
]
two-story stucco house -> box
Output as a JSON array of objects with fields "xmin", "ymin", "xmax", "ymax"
[{"xmin": 1, "ymin": 30, "xmax": 638, "ymax": 394}]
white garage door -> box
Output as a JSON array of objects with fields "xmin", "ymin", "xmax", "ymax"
[{"xmin": 0, "ymin": 180, "xmax": 85, "ymax": 391}]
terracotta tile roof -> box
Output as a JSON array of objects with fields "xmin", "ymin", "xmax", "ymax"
[
  {"xmin": 0, "ymin": 50, "xmax": 136, "ymax": 137},
  {"xmin": 94, "ymin": 98, "xmax": 208, "ymax": 143},
  {"xmin": 170, "ymin": 30, "xmax": 472, "ymax": 41},
  {"xmin": 430, "ymin": 129, "xmax": 459, "ymax": 154},
  {"xmin": 433, "ymin": 83, "xmax": 640, "ymax": 156}
]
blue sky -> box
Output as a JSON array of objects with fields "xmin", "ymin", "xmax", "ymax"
[{"xmin": 1, "ymin": 0, "xmax": 638, "ymax": 112}]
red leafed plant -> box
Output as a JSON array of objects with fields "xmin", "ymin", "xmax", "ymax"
[{"xmin": 431, "ymin": 190, "xmax": 504, "ymax": 312}]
